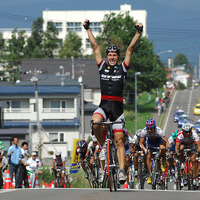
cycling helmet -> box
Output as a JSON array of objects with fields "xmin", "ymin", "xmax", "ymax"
[
  {"xmin": 145, "ymin": 118, "xmax": 156, "ymax": 129},
  {"xmin": 172, "ymin": 130, "xmax": 179, "ymax": 140},
  {"xmin": 79, "ymin": 140, "xmax": 87, "ymax": 148},
  {"xmin": 92, "ymin": 135, "xmax": 97, "ymax": 142},
  {"xmin": 182, "ymin": 123, "xmax": 192, "ymax": 133},
  {"xmin": 106, "ymin": 44, "xmax": 120, "ymax": 56},
  {"xmin": 55, "ymin": 152, "xmax": 61, "ymax": 156}
]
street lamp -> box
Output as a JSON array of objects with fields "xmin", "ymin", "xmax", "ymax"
[
  {"xmin": 157, "ymin": 50, "xmax": 172, "ymax": 55},
  {"xmin": 30, "ymin": 70, "xmax": 42, "ymax": 160},
  {"xmin": 78, "ymin": 76, "xmax": 85, "ymax": 139},
  {"xmin": 135, "ymin": 72, "xmax": 141, "ymax": 132}
]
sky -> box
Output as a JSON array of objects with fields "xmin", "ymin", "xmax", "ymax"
[{"xmin": 0, "ymin": 0, "xmax": 200, "ymax": 69}]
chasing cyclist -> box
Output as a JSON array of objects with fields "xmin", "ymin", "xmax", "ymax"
[
  {"xmin": 86, "ymin": 136, "xmax": 100, "ymax": 169},
  {"xmin": 139, "ymin": 119, "xmax": 170, "ymax": 184},
  {"xmin": 75, "ymin": 140, "xmax": 88, "ymax": 179},
  {"xmin": 52, "ymin": 152, "xmax": 66, "ymax": 187},
  {"xmin": 175, "ymin": 123, "xmax": 200, "ymax": 186},
  {"xmin": 83, "ymin": 19, "xmax": 143, "ymax": 183}
]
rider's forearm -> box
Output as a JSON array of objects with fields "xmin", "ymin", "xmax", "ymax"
[
  {"xmin": 126, "ymin": 32, "xmax": 141, "ymax": 54},
  {"xmin": 87, "ymin": 29, "xmax": 99, "ymax": 51}
]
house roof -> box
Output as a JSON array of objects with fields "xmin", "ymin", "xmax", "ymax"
[
  {"xmin": 0, "ymin": 85, "xmax": 80, "ymax": 95},
  {"xmin": 21, "ymin": 58, "xmax": 100, "ymax": 89},
  {"xmin": 4, "ymin": 118, "xmax": 80, "ymax": 128},
  {"xmin": 17, "ymin": 74, "xmax": 80, "ymax": 86}
]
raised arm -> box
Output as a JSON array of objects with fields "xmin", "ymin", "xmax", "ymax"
[
  {"xmin": 83, "ymin": 19, "xmax": 102, "ymax": 65},
  {"xmin": 124, "ymin": 23, "xmax": 143, "ymax": 66}
]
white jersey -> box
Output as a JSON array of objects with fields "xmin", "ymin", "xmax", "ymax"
[
  {"xmin": 140, "ymin": 126, "xmax": 165, "ymax": 139},
  {"xmin": 53, "ymin": 156, "xmax": 65, "ymax": 167},
  {"xmin": 132, "ymin": 135, "xmax": 140, "ymax": 146},
  {"xmin": 176, "ymin": 131, "xmax": 199, "ymax": 145},
  {"xmin": 168, "ymin": 136, "xmax": 176, "ymax": 146},
  {"xmin": 88, "ymin": 141, "xmax": 100, "ymax": 155},
  {"xmin": 20, "ymin": 148, "xmax": 28, "ymax": 163}
]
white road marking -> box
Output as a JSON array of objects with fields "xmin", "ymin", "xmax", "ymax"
[{"xmin": 163, "ymin": 90, "xmax": 177, "ymax": 133}]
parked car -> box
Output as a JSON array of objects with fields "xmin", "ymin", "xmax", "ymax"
[
  {"xmin": 178, "ymin": 114, "xmax": 192, "ymax": 128},
  {"xmin": 174, "ymin": 110, "xmax": 185, "ymax": 122},
  {"xmin": 194, "ymin": 120, "xmax": 200, "ymax": 133},
  {"xmin": 193, "ymin": 103, "xmax": 200, "ymax": 115}
]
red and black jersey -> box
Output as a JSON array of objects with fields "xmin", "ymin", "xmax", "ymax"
[{"xmin": 98, "ymin": 60, "xmax": 129, "ymax": 102}]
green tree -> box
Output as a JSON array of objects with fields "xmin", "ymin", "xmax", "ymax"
[
  {"xmin": 59, "ymin": 31, "xmax": 82, "ymax": 58},
  {"xmin": 43, "ymin": 21, "xmax": 61, "ymax": 58},
  {"xmin": 24, "ymin": 17, "xmax": 44, "ymax": 58},
  {"xmin": 173, "ymin": 53, "xmax": 189, "ymax": 66},
  {"xmin": 96, "ymin": 12, "xmax": 166, "ymax": 102},
  {"xmin": 3, "ymin": 28, "xmax": 26, "ymax": 82}
]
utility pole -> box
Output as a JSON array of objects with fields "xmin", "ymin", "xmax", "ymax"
[{"xmin": 30, "ymin": 69, "xmax": 42, "ymax": 160}]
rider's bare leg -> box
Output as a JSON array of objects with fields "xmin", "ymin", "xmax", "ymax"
[
  {"xmin": 114, "ymin": 131, "xmax": 125, "ymax": 170},
  {"xmin": 92, "ymin": 114, "xmax": 104, "ymax": 146}
]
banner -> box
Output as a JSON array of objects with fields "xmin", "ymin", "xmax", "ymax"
[{"xmin": 70, "ymin": 139, "xmax": 81, "ymax": 174}]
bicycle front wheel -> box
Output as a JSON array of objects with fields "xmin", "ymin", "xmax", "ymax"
[{"xmin": 107, "ymin": 139, "xmax": 116, "ymax": 192}]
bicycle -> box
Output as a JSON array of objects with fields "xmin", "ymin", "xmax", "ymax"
[
  {"xmin": 53, "ymin": 168, "xmax": 62, "ymax": 188},
  {"xmin": 91, "ymin": 119, "xmax": 125, "ymax": 192},
  {"xmin": 182, "ymin": 149, "xmax": 195, "ymax": 190},
  {"xmin": 128, "ymin": 154, "xmax": 135, "ymax": 189},
  {"xmin": 137, "ymin": 150, "xmax": 146, "ymax": 189},
  {"xmin": 151, "ymin": 147, "xmax": 168, "ymax": 190},
  {"xmin": 82, "ymin": 158, "xmax": 94, "ymax": 188}
]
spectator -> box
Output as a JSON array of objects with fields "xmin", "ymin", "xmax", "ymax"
[
  {"xmin": 26, "ymin": 152, "xmax": 43, "ymax": 188},
  {"xmin": 18, "ymin": 142, "xmax": 29, "ymax": 188},
  {"xmin": 7, "ymin": 137, "xmax": 22, "ymax": 188},
  {"xmin": 0, "ymin": 150, "xmax": 8, "ymax": 189}
]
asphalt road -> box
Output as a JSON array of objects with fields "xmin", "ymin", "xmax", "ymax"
[
  {"xmin": 1, "ymin": 188, "xmax": 200, "ymax": 200},
  {"xmin": 163, "ymin": 87, "xmax": 200, "ymax": 138}
]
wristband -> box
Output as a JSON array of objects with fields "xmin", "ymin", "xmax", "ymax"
[
  {"xmin": 135, "ymin": 25, "xmax": 143, "ymax": 33},
  {"xmin": 83, "ymin": 20, "xmax": 90, "ymax": 30}
]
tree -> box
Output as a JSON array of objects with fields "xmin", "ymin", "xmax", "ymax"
[
  {"xmin": 59, "ymin": 31, "xmax": 82, "ymax": 58},
  {"xmin": 3, "ymin": 28, "xmax": 26, "ymax": 82},
  {"xmin": 173, "ymin": 53, "xmax": 189, "ymax": 66},
  {"xmin": 24, "ymin": 17, "xmax": 44, "ymax": 58},
  {"xmin": 43, "ymin": 21, "xmax": 61, "ymax": 58},
  {"xmin": 96, "ymin": 12, "xmax": 166, "ymax": 102}
]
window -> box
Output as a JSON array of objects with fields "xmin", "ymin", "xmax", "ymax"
[
  {"xmin": 86, "ymin": 38, "xmax": 91, "ymax": 48},
  {"xmin": 51, "ymin": 101, "xmax": 60, "ymax": 108},
  {"xmin": 90, "ymin": 22, "xmax": 101, "ymax": 32},
  {"xmin": 12, "ymin": 101, "xmax": 21, "ymax": 108},
  {"xmin": 67, "ymin": 22, "xmax": 81, "ymax": 32},
  {"xmin": 53, "ymin": 22, "xmax": 63, "ymax": 32},
  {"xmin": 60, "ymin": 134, "xmax": 64, "ymax": 142},
  {"xmin": 49, "ymin": 133, "xmax": 58, "ymax": 142}
]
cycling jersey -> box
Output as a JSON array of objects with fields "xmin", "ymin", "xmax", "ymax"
[
  {"xmin": 176, "ymin": 131, "xmax": 199, "ymax": 145},
  {"xmin": 168, "ymin": 136, "xmax": 176, "ymax": 152},
  {"xmin": 98, "ymin": 60, "xmax": 129, "ymax": 100},
  {"xmin": 140, "ymin": 127, "xmax": 165, "ymax": 139},
  {"xmin": 53, "ymin": 156, "xmax": 65, "ymax": 168},
  {"xmin": 124, "ymin": 135, "xmax": 133, "ymax": 155},
  {"xmin": 76, "ymin": 146, "xmax": 87, "ymax": 159},
  {"xmin": 141, "ymin": 127, "xmax": 165, "ymax": 149},
  {"xmin": 93, "ymin": 60, "xmax": 128, "ymax": 131},
  {"xmin": 87, "ymin": 141, "xmax": 100, "ymax": 155}
]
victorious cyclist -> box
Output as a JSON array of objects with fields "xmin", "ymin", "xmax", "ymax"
[{"xmin": 83, "ymin": 19, "xmax": 143, "ymax": 183}]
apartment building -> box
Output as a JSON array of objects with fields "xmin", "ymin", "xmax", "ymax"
[{"xmin": 43, "ymin": 4, "xmax": 147, "ymax": 55}]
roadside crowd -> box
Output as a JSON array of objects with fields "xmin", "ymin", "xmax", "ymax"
[{"xmin": 0, "ymin": 137, "xmax": 43, "ymax": 189}]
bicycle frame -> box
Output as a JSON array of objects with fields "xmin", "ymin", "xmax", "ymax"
[{"xmin": 91, "ymin": 119, "xmax": 125, "ymax": 192}]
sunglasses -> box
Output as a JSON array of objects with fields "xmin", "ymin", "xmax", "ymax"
[{"xmin": 107, "ymin": 46, "xmax": 118, "ymax": 53}]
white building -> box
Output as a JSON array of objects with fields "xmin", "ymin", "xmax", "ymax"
[
  {"xmin": 173, "ymin": 66, "xmax": 190, "ymax": 87},
  {"xmin": 43, "ymin": 4, "xmax": 147, "ymax": 55},
  {"xmin": 0, "ymin": 75, "xmax": 82, "ymax": 163}
]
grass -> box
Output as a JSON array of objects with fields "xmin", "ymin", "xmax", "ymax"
[{"xmin": 124, "ymin": 90, "xmax": 161, "ymax": 135}]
